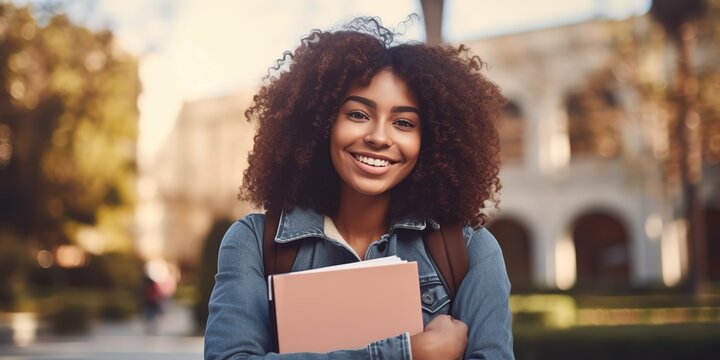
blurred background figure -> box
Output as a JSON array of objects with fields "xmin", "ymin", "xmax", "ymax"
[
  {"xmin": 0, "ymin": 0, "xmax": 719, "ymax": 359},
  {"xmin": 142, "ymin": 273, "xmax": 163, "ymax": 335},
  {"xmin": 141, "ymin": 258, "xmax": 177, "ymax": 335}
]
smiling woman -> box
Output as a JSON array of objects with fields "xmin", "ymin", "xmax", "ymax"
[
  {"xmin": 205, "ymin": 16, "xmax": 511, "ymax": 360},
  {"xmin": 330, "ymin": 70, "xmax": 422, "ymax": 198}
]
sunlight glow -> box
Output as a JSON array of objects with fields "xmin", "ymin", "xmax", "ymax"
[
  {"xmin": 661, "ymin": 220, "xmax": 685, "ymax": 287},
  {"xmin": 10, "ymin": 312, "xmax": 37, "ymax": 347},
  {"xmin": 76, "ymin": 226, "xmax": 107, "ymax": 255},
  {"xmin": 644, "ymin": 214, "xmax": 663, "ymax": 241},
  {"xmin": 55, "ymin": 245, "xmax": 86, "ymax": 268},
  {"xmin": 555, "ymin": 233, "xmax": 577, "ymax": 290},
  {"xmin": 36, "ymin": 250, "xmax": 53, "ymax": 268}
]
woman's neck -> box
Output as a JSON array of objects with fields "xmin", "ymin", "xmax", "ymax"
[{"xmin": 333, "ymin": 185, "xmax": 390, "ymax": 258}]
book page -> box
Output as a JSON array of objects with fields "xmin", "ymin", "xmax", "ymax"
[
  {"xmin": 268, "ymin": 256, "xmax": 407, "ymax": 300},
  {"xmin": 286, "ymin": 255, "xmax": 405, "ymax": 275}
]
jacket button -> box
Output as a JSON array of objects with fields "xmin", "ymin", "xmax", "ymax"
[{"xmin": 421, "ymin": 293, "xmax": 435, "ymax": 305}]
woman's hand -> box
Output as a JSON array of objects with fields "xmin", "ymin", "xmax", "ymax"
[{"xmin": 410, "ymin": 315, "xmax": 468, "ymax": 360}]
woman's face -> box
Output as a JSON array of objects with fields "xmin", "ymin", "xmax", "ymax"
[{"xmin": 330, "ymin": 69, "xmax": 422, "ymax": 197}]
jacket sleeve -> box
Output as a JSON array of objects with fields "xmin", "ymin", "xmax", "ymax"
[
  {"xmin": 452, "ymin": 227, "xmax": 514, "ymax": 360},
  {"xmin": 204, "ymin": 215, "xmax": 413, "ymax": 360}
]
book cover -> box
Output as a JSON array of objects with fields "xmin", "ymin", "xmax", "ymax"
[{"xmin": 268, "ymin": 257, "xmax": 423, "ymax": 353}]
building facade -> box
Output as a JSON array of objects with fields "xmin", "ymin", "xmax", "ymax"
[
  {"xmin": 467, "ymin": 17, "xmax": 719, "ymax": 291},
  {"xmin": 142, "ymin": 16, "xmax": 720, "ymax": 291}
]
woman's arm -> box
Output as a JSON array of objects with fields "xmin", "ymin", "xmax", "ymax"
[
  {"xmin": 452, "ymin": 227, "xmax": 514, "ymax": 360},
  {"xmin": 204, "ymin": 215, "xmax": 412, "ymax": 360},
  {"xmin": 410, "ymin": 314, "xmax": 467, "ymax": 360}
]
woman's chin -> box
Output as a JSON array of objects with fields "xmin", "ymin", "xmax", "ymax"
[{"xmin": 343, "ymin": 181, "xmax": 393, "ymax": 198}]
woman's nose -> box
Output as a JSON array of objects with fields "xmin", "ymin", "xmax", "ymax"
[{"xmin": 364, "ymin": 121, "xmax": 392, "ymax": 147}]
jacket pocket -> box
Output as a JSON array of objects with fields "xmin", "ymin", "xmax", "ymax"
[{"xmin": 419, "ymin": 275, "xmax": 450, "ymax": 319}]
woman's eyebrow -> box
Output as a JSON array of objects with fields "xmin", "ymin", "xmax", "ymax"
[
  {"xmin": 342, "ymin": 96, "xmax": 420, "ymax": 115},
  {"xmin": 343, "ymin": 95, "xmax": 376, "ymax": 108},
  {"xmin": 391, "ymin": 106, "xmax": 420, "ymax": 115}
]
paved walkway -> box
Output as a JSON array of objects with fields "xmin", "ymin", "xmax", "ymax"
[{"xmin": 0, "ymin": 300, "xmax": 204, "ymax": 359}]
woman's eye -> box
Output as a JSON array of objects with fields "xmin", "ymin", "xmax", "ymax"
[
  {"xmin": 347, "ymin": 111, "xmax": 369, "ymax": 120},
  {"xmin": 394, "ymin": 119, "xmax": 415, "ymax": 129}
]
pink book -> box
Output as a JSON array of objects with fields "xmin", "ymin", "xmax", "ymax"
[{"xmin": 268, "ymin": 256, "xmax": 423, "ymax": 354}]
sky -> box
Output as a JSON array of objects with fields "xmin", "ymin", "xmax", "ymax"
[{"xmin": 11, "ymin": 0, "xmax": 651, "ymax": 167}]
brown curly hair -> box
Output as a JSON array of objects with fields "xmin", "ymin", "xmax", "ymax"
[{"xmin": 241, "ymin": 17, "xmax": 504, "ymax": 228}]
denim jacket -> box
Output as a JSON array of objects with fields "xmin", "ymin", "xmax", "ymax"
[{"xmin": 205, "ymin": 207, "xmax": 514, "ymax": 359}]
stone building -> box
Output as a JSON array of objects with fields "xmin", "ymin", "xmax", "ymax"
[
  {"xmin": 138, "ymin": 93, "xmax": 255, "ymax": 266},
  {"xmin": 467, "ymin": 17, "xmax": 720, "ymax": 291},
  {"xmin": 141, "ymin": 15, "xmax": 720, "ymax": 291}
]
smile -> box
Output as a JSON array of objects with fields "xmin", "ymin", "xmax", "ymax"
[{"xmin": 351, "ymin": 153, "xmax": 395, "ymax": 167}]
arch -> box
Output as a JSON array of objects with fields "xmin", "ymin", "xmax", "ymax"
[
  {"xmin": 571, "ymin": 210, "xmax": 630, "ymax": 290},
  {"xmin": 487, "ymin": 216, "xmax": 533, "ymax": 292}
]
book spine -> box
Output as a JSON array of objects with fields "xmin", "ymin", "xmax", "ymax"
[{"xmin": 268, "ymin": 276, "xmax": 280, "ymax": 353}]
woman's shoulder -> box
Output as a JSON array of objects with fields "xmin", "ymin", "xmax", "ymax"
[
  {"xmin": 220, "ymin": 212, "xmax": 267, "ymax": 248},
  {"xmin": 462, "ymin": 225, "xmax": 503, "ymax": 264},
  {"xmin": 240, "ymin": 212, "xmax": 267, "ymax": 228},
  {"xmin": 460, "ymin": 225, "xmax": 511, "ymax": 292}
]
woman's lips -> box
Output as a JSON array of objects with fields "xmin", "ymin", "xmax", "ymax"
[{"xmin": 348, "ymin": 151, "xmax": 396, "ymax": 176}]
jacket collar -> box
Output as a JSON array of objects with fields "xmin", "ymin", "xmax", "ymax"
[{"xmin": 273, "ymin": 207, "xmax": 427, "ymax": 243}]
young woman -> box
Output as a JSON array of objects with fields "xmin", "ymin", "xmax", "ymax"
[{"xmin": 205, "ymin": 17, "xmax": 513, "ymax": 360}]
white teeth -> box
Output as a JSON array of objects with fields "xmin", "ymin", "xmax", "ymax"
[{"xmin": 354, "ymin": 154, "xmax": 390, "ymax": 167}]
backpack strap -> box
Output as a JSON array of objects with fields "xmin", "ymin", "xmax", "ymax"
[
  {"xmin": 262, "ymin": 210, "xmax": 300, "ymax": 277},
  {"xmin": 423, "ymin": 223, "xmax": 468, "ymax": 300},
  {"xmin": 263, "ymin": 210, "xmax": 300, "ymax": 354},
  {"xmin": 262, "ymin": 210, "xmax": 468, "ymax": 300}
]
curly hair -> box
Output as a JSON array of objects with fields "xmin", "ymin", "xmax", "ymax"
[{"xmin": 240, "ymin": 17, "xmax": 504, "ymax": 228}]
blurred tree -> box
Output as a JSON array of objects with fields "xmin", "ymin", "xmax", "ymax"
[
  {"xmin": 693, "ymin": 0, "xmax": 720, "ymax": 284},
  {"xmin": 0, "ymin": 4, "xmax": 139, "ymax": 265},
  {"xmin": 603, "ymin": 0, "xmax": 720, "ymax": 287},
  {"xmin": 650, "ymin": 0, "xmax": 709, "ymax": 294}
]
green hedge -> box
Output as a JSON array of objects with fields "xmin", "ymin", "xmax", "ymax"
[
  {"xmin": 41, "ymin": 289, "xmax": 140, "ymax": 334},
  {"xmin": 513, "ymin": 323, "xmax": 720, "ymax": 360},
  {"xmin": 50, "ymin": 301, "xmax": 91, "ymax": 334}
]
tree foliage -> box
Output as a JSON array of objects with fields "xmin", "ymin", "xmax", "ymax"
[
  {"xmin": 0, "ymin": 4, "xmax": 139, "ymax": 254},
  {"xmin": 609, "ymin": 0, "xmax": 720, "ymax": 184}
]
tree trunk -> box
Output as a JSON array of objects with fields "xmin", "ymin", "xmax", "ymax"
[{"xmin": 675, "ymin": 23, "xmax": 706, "ymax": 296}]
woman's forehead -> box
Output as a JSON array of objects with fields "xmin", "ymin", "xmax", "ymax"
[{"xmin": 343, "ymin": 70, "xmax": 419, "ymax": 108}]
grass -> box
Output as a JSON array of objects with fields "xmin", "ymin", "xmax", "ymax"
[
  {"xmin": 513, "ymin": 322, "xmax": 720, "ymax": 360},
  {"xmin": 510, "ymin": 291, "xmax": 720, "ymax": 359}
]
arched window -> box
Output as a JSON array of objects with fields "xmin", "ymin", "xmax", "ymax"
[
  {"xmin": 571, "ymin": 211, "xmax": 630, "ymax": 289},
  {"xmin": 565, "ymin": 71, "xmax": 622, "ymax": 159},
  {"xmin": 499, "ymin": 100, "xmax": 525, "ymax": 163},
  {"xmin": 487, "ymin": 217, "xmax": 533, "ymax": 292}
]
